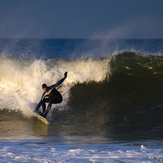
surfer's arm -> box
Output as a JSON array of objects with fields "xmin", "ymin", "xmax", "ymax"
[{"xmin": 49, "ymin": 72, "xmax": 68, "ymax": 88}]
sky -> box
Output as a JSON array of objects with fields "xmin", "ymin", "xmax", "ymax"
[{"xmin": 0, "ymin": 0, "xmax": 163, "ymax": 39}]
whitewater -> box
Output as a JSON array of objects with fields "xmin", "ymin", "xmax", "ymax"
[
  {"xmin": 0, "ymin": 39, "xmax": 163, "ymax": 162},
  {"xmin": 1, "ymin": 139, "xmax": 163, "ymax": 162},
  {"xmin": 0, "ymin": 56, "xmax": 110, "ymax": 115}
]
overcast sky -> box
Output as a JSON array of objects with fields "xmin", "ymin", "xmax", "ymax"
[{"xmin": 0, "ymin": 0, "xmax": 163, "ymax": 39}]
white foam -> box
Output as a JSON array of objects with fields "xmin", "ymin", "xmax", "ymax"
[
  {"xmin": 0, "ymin": 57, "xmax": 110, "ymax": 116},
  {"xmin": 0, "ymin": 142, "xmax": 163, "ymax": 163}
]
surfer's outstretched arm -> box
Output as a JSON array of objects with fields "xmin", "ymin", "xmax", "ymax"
[{"xmin": 49, "ymin": 72, "xmax": 68, "ymax": 88}]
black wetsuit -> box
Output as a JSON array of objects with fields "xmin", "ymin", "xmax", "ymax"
[{"xmin": 35, "ymin": 77, "xmax": 66, "ymax": 118}]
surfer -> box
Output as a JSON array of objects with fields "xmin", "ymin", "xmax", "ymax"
[{"xmin": 34, "ymin": 72, "xmax": 68, "ymax": 118}]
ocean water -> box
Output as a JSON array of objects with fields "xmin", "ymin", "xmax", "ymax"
[{"xmin": 0, "ymin": 39, "xmax": 163, "ymax": 162}]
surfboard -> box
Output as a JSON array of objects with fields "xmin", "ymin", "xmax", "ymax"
[{"xmin": 37, "ymin": 115, "xmax": 49, "ymax": 125}]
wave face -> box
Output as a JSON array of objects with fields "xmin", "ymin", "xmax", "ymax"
[
  {"xmin": 63, "ymin": 52, "xmax": 163, "ymax": 136},
  {"xmin": 1, "ymin": 39, "xmax": 163, "ymax": 138}
]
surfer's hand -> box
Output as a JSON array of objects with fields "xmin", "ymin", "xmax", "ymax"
[{"xmin": 64, "ymin": 72, "xmax": 68, "ymax": 78}]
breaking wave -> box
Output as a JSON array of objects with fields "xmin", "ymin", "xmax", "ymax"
[{"xmin": 1, "ymin": 52, "xmax": 163, "ymax": 137}]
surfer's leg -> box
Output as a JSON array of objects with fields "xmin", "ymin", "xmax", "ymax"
[
  {"xmin": 41, "ymin": 98, "xmax": 50, "ymax": 114},
  {"xmin": 43, "ymin": 96, "xmax": 63, "ymax": 118},
  {"xmin": 44, "ymin": 101, "xmax": 52, "ymax": 118},
  {"xmin": 41, "ymin": 102, "xmax": 46, "ymax": 113}
]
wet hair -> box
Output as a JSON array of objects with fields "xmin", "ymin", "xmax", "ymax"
[{"xmin": 42, "ymin": 84, "xmax": 47, "ymax": 89}]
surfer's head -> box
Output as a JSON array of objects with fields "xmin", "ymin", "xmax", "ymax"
[{"xmin": 42, "ymin": 84, "xmax": 48, "ymax": 92}]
